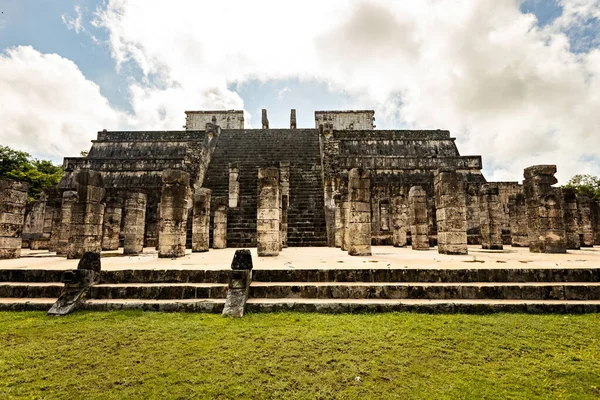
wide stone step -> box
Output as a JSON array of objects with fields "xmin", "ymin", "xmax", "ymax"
[
  {"xmin": 0, "ymin": 269, "xmax": 65, "ymax": 283},
  {"xmin": 245, "ymin": 298, "xmax": 600, "ymax": 313},
  {"xmin": 89, "ymin": 283, "xmax": 228, "ymax": 299},
  {"xmin": 251, "ymin": 268, "xmax": 600, "ymax": 283},
  {"xmin": 0, "ymin": 282, "xmax": 63, "ymax": 298},
  {"xmin": 99, "ymin": 270, "xmax": 231, "ymax": 284},
  {"xmin": 0, "ymin": 298, "xmax": 57, "ymax": 311},
  {"xmin": 82, "ymin": 298, "xmax": 225, "ymax": 312},
  {"xmin": 249, "ymin": 282, "xmax": 600, "ymax": 300}
]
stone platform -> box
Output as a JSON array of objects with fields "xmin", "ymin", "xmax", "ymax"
[{"xmin": 1, "ymin": 246, "xmax": 599, "ymax": 314}]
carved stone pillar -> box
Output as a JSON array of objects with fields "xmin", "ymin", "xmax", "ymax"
[
  {"xmin": 192, "ymin": 188, "xmax": 211, "ymax": 252},
  {"xmin": 434, "ymin": 169, "xmax": 468, "ymax": 255},
  {"xmin": 56, "ymin": 190, "xmax": 78, "ymax": 256},
  {"xmin": 123, "ymin": 192, "xmax": 146, "ymax": 255},
  {"xmin": 257, "ymin": 167, "xmax": 280, "ymax": 256},
  {"xmin": 408, "ymin": 186, "xmax": 429, "ymax": 250},
  {"xmin": 479, "ymin": 183, "xmax": 503, "ymax": 250},
  {"xmin": 0, "ymin": 179, "xmax": 28, "ymax": 259},
  {"xmin": 347, "ymin": 168, "xmax": 371, "ymax": 256},
  {"xmin": 158, "ymin": 170, "xmax": 190, "ymax": 258}
]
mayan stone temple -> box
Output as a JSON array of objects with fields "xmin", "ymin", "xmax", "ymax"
[{"xmin": 2, "ymin": 109, "xmax": 600, "ymax": 314}]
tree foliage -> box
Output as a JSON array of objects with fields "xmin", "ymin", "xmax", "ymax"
[
  {"xmin": 563, "ymin": 174, "xmax": 600, "ymax": 201},
  {"xmin": 0, "ymin": 145, "xmax": 64, "ymax": 203}
]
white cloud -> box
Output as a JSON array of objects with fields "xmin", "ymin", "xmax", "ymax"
[
  {"xmin": 61, "ymin": 5, "xmax": 84, "ymax": 34},
  {"xmin": 0, "ymin": 46, "xmax": 131, "ymax": 161}
]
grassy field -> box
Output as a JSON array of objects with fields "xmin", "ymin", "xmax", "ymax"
[{"xmin": 0, "ymin": 311, "xmax": 598, "ymax": 399}]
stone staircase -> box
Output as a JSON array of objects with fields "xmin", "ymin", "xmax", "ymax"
[
  {"xmin": 1, "ymin": 267, "xmax": 599, "ymax": 313},
  {"xmin": 203, "ymin": 129, "xmax": 327, "ymax": 247}
]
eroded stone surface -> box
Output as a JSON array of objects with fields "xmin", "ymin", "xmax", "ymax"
[
  {"xmin": 347, "ymin": 168, "xmax": 371, "ymax": 256},
  {"xmin": 562, "ymin": 188, "xmax": 581, "ymax": 250},
  {"xmin": 409, "ymin": 186, "xmax": 429, "ymax": 250},
  {"xmin": 0, "ymin": 179, "xmax": 28, "ymax": 259},
  {"xmin": 192, "ymin": 188, "xmax": 211, "ymax": 252},
  {"xmin": 257, "ymin": 168, "xmax": 280, "ymax": 256},
  {"xmin": 434, "ymin": 169, "xmax": 468, "ymax": 255},
  {"xmin": 479, "ymin": 183, "xmax": 503, "ymax": 250},
  {"xmin": 123, "ymin": 192, "xmax": 147, "ymax": 255},
  {"xmin": 158, "ymin": 170, "xmax": 190, "ymax": 258}
]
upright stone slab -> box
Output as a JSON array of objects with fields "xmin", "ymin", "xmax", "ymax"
[
  {"xmin": 391, "ymin": 195, "xmax": 408, "ymax": 247},
  {"xmin": 408, "ymin": 186, "xmax": 429, "ymax": 250},
  {"xmin": 0, "ymin": 179, "xmax": 28, "ymax": 259},
  {"xmin": 523, "ymin": 165, "xmax": 566, "ymax": 253},
  {"xmin": 257, "ymin": 167, "xmax": 280, "ymax": 256},
  {"xmin": 22, "ymin": 195, "xmax": 46, "ymax": 246},
  {"xmin": 562, "ymin": 188, "xmax": 581, "ymax": 250},
  {"xmin": 123, "ymin": 192, "xmax": 147, "ymax": 255},
  {"xmin": 213, "ymin": 197, "xmax": 228, "ymax": 249},
  {"xmin": 508, "ymin": 193, "xmax": 529, "ymax": 247},
  {"xmin": 56, "ymin": 190, "xmax": 78, "ymax": 256},
  {"xmin": 577, "ymin": 194, "xmax": 594, "ymax": 247},
  {"xmin": 479, "ymin": 183, "xmax": 503, "ymax": 250},
  {"xmin": 340, "ymin": 194, "xmax": 350, "ymax": 251},
  {"xmin": 333, "ymin": 194, "xmax": 343, "ymax": 248},
  {"xmin": 261, "ymin": 109, "xmax": 269, "ymax": 129},
  {"xmin": 101, "ymin": 198, "xmax": 122, "ymax": 251},
  {"xmin": 158, "ymin": 170, "xmax": 190, "ymax": 258},
  {"xmin": 280, "ymin": 162, "xmax": 290, "ymax": 249},
  {"xmin": 290, "ymin": 109, "xmax": 297, "ymax": 129},
  {"xmin": 192, "ymin": 188, "xmax": 211, "ymax": 252},
  {"xmin": 67, "ymin": 170, "xmax": 105, "ymax": 259},
  {"xmin": 46, "ymin": 190, "xmax": 63, "ymax": 252},
  {"xmin": 592, "ymin": 200, "xmax": 600, "ymax": 245},
  {"xmin": 434, "ymin": 169, "xmax": 468, "ymax": 255},
  {"xmin": 347, "ymin": 168, "xmax": 371, "ymax": 256}
]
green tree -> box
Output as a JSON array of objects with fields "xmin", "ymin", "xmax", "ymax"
[
  {"xmin": 0, "ymin": 145, "xmax": 64, "ymax": 203},
  {"xmin": 563, "ymin": 174, "xmax": 600, "ymax": 201}
]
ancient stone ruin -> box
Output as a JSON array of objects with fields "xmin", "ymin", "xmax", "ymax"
[
  {"xmin": 9, "ymin": 109, "xmax": 600, "ymax": 263},
  {"xmin": 0, "ymin": 179, "xmax": 28, "ymax": 259}
]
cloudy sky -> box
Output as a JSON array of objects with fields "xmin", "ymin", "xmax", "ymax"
[{"xmin": 1, "ymin": 0, "xmax": 599, "ymax": 183}]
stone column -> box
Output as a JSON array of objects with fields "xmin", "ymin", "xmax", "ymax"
[
  {"xmin": 101, "ymin": 198, "xmax": 122, "ymax": 251},
  {"xmin": 56, "ymin": 190, "xmax": 78, "ymax": 256},
  {"xmin": 408, "ymin": 186, "xmax": 429, "ymax": 250},
  {"xmin": 67, "ymin": 170, "xmax": 105, "ymax": 259},
  {"xmin": 347, "ymin": 168, "xmax": 371, "ymax": 256},
  {"xmin": 577, "ymin": 194, "xmax": 594, "ymax": 247},
  {"xmin": 158, "ymin": 170, "xmax": 190, "ymax": 258},
  {"xmin": 192, "ymin": 188, "xmax": 211, "ymax": 252},
  {"xmin": 228, "ymin": 164, "xmax": 239, "ymax": 208},
  {"xmin": 434, "ymin": 169, "xmax": 468, "ymax": 255},
  {"xmin": 257, "ymin": 167, "xmax": 280, "ymax": 256},
  {"xmin": 213, "ymin": 197, "xmax": 228, "ymax": 249},
  {"xmin": 340, "ymin": 194, "xmax": 350, "ymax": 251},
  {"xmin": 47, "ymin": 190, "xmax": 63, "ymax": 252},
  {"xmin": 290, "ymin": 109, "xmax": 297, "ymax": 129},
  {"xmin": 508, "ymin": 193, "xmax": 529, "ymax": 247},
  {"xmin": 334, "ymin": 194, "xmax": 343, "ymax": 248},
  {"xmin": 479, "ymin": 183, "xmax": 503, "ymax": 250},
  {"xmin": 22, "ymin": 195, "xmax": 46, "ymax": 246},
  {"xmin": 523, "ymin": 165, "xmax": 566, "ymax": 253},
  {"xmin": 280, "ymin": 162, "xmax": 290, "ymax": 249},
  {"xmin": 562, "ymin": 188, "xmax": 581, "ymax": 250},
  {"xmin": 123, "ymin": 192, "xmax": 146, "ymax": 255},
  {"xmin": 592, "ymin": 200, "xmax": 600, "ymax": 245},
  {"xmin": 391, "ymin": 195, "xmax": 408, "ymax": 247},
  {"xmin": 0, "ymin": 179, "xmax": 28, "ymax": 259}
]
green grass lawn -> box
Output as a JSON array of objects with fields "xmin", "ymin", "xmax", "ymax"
[{"xmin": 0, "ymin": 312, "xmax": 599, "ymax": 399}]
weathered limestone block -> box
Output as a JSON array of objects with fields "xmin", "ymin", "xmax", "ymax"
[
  {"xmin": 67, "ymin": 170, "xmax": 105, "ymax": 259},
  {"xmin": 334, "ymin": 194, "xmax": 343, "ymax": 248},
  {"xmin": 391, "ymin": 195, "xmax": 408, "ymax": 247},
  {"xmin": 347, "ymin": 168, "xmax": 371, "ymax": 256},
  {"xmin": 228, "ymin": 164, "xmax": 239, "ymax": 208},
  {"xmin": 192, "ymin": 188, "xmax": 211, "ymax": 252},
  {"xmin": 280, "ymin": 162, "xmax": 290, "ymax": 249},
  {"xmin": 577, "ymin": 194, "xmax": 594, "ymax": 247},
  {"xmin": 408, "ymin": 186, "xmax": 429, "ymax": 250},
  {"xmin": 257, "ymin": 167, "xmax": 280, "ymax": 256},
  {"xmin": 508, "ymin": 193, "xmax": 529, "ymax": 247},
  {"xmin": 46, "ymin": 190, "xmax": 63, "ymax": 252},
  {"xmin": 562, "ymin": 188, "xmax": 581, "ymax": 250},
  {"xmin": 0, "ymin": 179, "xmax": 28, "ymax": 259},
  {"xmin": 56, "ymin": 190, "xmax": 78, "ymax": 256},
  {"xmin": 123, "ymin": 192, "xmax": 147, "ymax": 255},
  {"xmin": 340, "ymin": 195, "xmax": 350, "ymax": 251},
  {"xmin": 22, "ymin": 195, "xmax": 46, "ymax": 244},
  {"xmin": 479, "ymin": 183, "xmax": 503, "ymax": 250},
  {"xmin": 523, "ymin": 165, "xmax": 566, "ymax": 253},
  {"xmin": 158, "ymin": 170, "xmax": 190, "ymax": 258},
  {"xmin": 434, "ymin": 169, "xmax": 468, "ymax": 255},
  {"xmin": 101, "ymin": 198, "xmax": 122, "ymax": 251},
  {"xmin": 213, "ymin": 197, "xmax": 228, "ymax": 249},
  {"xmin": 592, "ymin": 200, "xmax": 600, "ymax": 245},
  {"xmin": 222, "ymin": 249, "xmax": 253, "ymax": 318}
]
